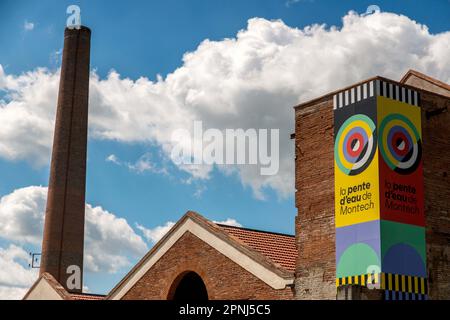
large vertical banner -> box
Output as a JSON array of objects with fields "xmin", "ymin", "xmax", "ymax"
[
  {"xmin": 334, "ymin": 97, "xmax": 380, "ymax": 228},
  {"xmin": 378, "ymin": 96, "xmax": 425, "ymax": 227},
  {"xmin": 334, "ymin": 80, "xmax": 427, "ymax": 300},
  {"xmin": 377, "ymin": 95, "xmax": 427, "ymax": 298},
  {"xmin": 334, "ymin": 83, "xmax": 382, "ymax": 287}
]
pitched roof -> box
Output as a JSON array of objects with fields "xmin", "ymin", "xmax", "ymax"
[
  {"xmin": 107, "ymin": 211, "xmax": 295, "ymax": 299},
  {"xmin": 217, "ymin": 224, "xmax": 296, "ymax": 272},
  {"xmin": 400, "ymin": 69, "xmax": 450, "ymax": 91},
  {"xmin": 23, "ymin": 272, "xmax": 106, "ymax": 300},
  {"xmin": 23, "ymin": 272, "xmax": 71, "ymax": 300},
  {"xmin": 182, "ymin": 211, "xmax": 295, "ymax": 277}
]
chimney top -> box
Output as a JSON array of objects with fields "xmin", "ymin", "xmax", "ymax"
[{"xmin": 64, "ymin": 26, "xmax": 91, "ymax": 36}]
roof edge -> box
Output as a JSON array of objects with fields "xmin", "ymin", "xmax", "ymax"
[
  {"xmin": 217, "ymin": 223, "xmax": 294, "ymax": 238},
  {"xmin": 23, "ymin": 272, "xmax": 72, "ymax": 300},
  {"xmin": 106, "ymin": 211, "xmax": 192, "ymax": 299},
  {"xmin": 400, "ymin": 69, "xmax": 450, "ymax": 91},
  {"xmin": 294, "ymin": 73, "xmax": 450, "ymax": 111},
  {"xmin": 193, "ymin": 212, "xmax": 294, "ymax": 278},
  {"xmin": 107, "ymin": 211, "xmax": 294, "ymax": 300},
  {"xmin": 293, "ymin": 75, "xmax": 380, "ymax": 110}
]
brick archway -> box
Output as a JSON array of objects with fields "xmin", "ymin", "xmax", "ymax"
[{"xmin": 167, "ymin": 271, "xmax": 208, "ymax": 301}]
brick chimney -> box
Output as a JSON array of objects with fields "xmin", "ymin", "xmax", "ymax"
[{"xmin": 40, "ymin": 26, "xmax": 91, "ymax": 293}]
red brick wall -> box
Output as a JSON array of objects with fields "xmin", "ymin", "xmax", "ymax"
[
  {"xmin": 41, "ymin": 27, "xmax": 91, "ymax": 292},
  {"xmin": 121, "ymin": 232, "xmax": 294, "ymax": 300},
  {"xmin": 294, "ymin": 97, "xmax": 336, "ymax": 300},
  {"xmin": 420, "ymin": 91, "xmax": 450, "ymax": 300}
]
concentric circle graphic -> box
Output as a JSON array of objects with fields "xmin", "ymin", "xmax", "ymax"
[
  {"xmin": 379, "ymin": 113, "xmax": 422, "ymax": 174},
  {"xmin": 335, "ymin": 114, "xmax": 377, "ymax": 175}
]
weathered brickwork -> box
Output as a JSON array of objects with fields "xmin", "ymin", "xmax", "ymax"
[
  {"xmin": 420, "ymin": 91, "xmax": 450, "ymax": 299},
  {"xmin": 122, "ymin": 232, "xmax": 294, "ymax": 300},
  {"xmin": 294, "ymin": 81, "xmax": 450, "ymax": 300},
  {"xmin": 41, "ymin": 27, "xmax": 91, "ymax": 293},
  {"xmin": 294, "ymin": 97, "xmax": 336, "ymax": 300}
]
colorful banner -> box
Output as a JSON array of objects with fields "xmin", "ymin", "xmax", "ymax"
[
  {"xmin": 336, "ymin": 220, "xmax": 381, "ymax": 279},
  {"xmin": 334, "ymin": 80, "xmax": 427, "ymax": 298},
  {"xmin": 378, "ymin": 96, "xmax": 425, "ymax": 227},
  {"xmin": 334, "ymin": 98, "xmax": 380, "ymax": 228}
]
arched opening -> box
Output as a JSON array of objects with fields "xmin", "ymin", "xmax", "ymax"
[{"xmin": 167, "ymin": 271, "xmax": 208, "ymax": 301}]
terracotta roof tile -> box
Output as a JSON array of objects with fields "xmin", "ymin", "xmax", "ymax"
[
  {"xmin": 70, "ymin": 293, "xmax": 105, "ymax": 300},
  {"xmin": 217, "ymin": 224, "xmax": 297, "ymax": 272}
]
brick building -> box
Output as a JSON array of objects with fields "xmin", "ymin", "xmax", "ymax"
[
  {"xmin": 25, "ymin": 69, "xmax": 449, "ymax": 300},
  {"xmin": 109, "ymin": 211, "xmax": 296, "ymax": 300},
  {"xmin": 294, "ymin": 70, "xmax": 449, "ymax": 300},
  {"xmin": 26, "ymin": 211, "xmax": 296, "ymax": 300},
  {"xmin": 23, "ymin": 24, "xmax": 449, "ymax": 300}
]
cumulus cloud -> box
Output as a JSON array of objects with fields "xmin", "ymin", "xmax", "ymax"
[
  {"xmin": 0, "ymin": 244, "xmax": 38, "ymax": 287},
  {"xmin": 0, "ymin": 186, "xmax": 46, "ymax": 244},
  {"xmin": 0, "ymin": 244, "xmax": 38, "ymax": 300},
  {"xmin": 0, "ymin": 186, "xmax": 148, "ymax": 275},
  {"xmin": 0, "ymin": 65, "xmax": 58, "ymax": 166},
  {"xmin": 1, "ymin": 12, "xmax": 450, "ymax": 198},
  {"xmin": 84, "ymin": 203, "xmax": 148, "ymax": 273},
  {"xmin": 137, "ymin": 221, "xmax": 176, "ymax": 244},
  {"xmin": 0, "ymin": 285, "xmax": 29, "ymax": 300}
]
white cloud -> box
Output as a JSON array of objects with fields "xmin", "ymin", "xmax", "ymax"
[
  {"xmin": 1, "ymin": 12, "xmax": 450, "ymax": 198},
  {"xmin": 0, "ymin": 244, "xmax": 38, "ymax": 287},
  {"xmin": 0, "ymin": 186, "xmax": 46, "ymax": 244},
  {"xmin": 137, "ymin": 221, "xmax": 175, "ymax": 244},
  {"xmin": 23, "ymin": 21, "xmax": 34, "ymax": 31},
  {"xmin": 106, "ymin": 153, "xmax": 169, "ymax": 175},
  {"xmin": 0, "ymin": 285, "xmax": 29, "ymax": 300},
  {"xmin": 213, "ymin": 218, "xmax": 242, "ymax": 227},
  {"xmin": 126, "ymin": 153, "xmax": 168, "ymax": 175},
  {"xmin": 0, "ymin": 65, "xmax": 58, "ymax": 166},
  {"xmin": 0, "ymin": 186, "xmax": 148, "ymax": 275},
  {"xmin": 84, "ymin": 203, "xmax": 148, "ymax": 273},
  {"xmin": 0, "ymin": 244, "xmax": 39, "ymax": 300},
  {"xmin": 106, "ymin": 154, "xmax": 121, "ymax": 165},
  {"xmin": 136, "ymin": 217, "xmax": 242, "ymax": 245}
]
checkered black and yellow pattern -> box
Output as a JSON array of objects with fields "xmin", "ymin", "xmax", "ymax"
[
  {"xmin": 336, "ymin": 273, "xmax": 380, "ymax": 287},
  {"xmin": 382, "ymin": 273, "xmax": 427, "ymax": 295},
  {"xmin": 336, "ymin": 272, "xmax": 428, "ymax": 295}
]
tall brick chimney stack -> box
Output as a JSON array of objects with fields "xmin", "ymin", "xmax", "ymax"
[{"xmin": 40, "ymin": 26, "xmax": 91, "ymax": 293}]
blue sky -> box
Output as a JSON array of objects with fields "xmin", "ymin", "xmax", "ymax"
[
  {"xmin": 0, "ymin": 0, "xmax": 449, "ymax": 296},
  {"xmin": 2, "ymin": 0, "xmax": 450, "ymax": 79}
]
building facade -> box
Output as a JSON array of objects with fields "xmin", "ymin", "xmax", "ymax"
[
  {"xmin": 23, "ymin": 26, "xmax": 450, "ymax": 300},
  {"xmin": 294, "ymin": 70, "xmax": 450, "ymax": 299}
]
